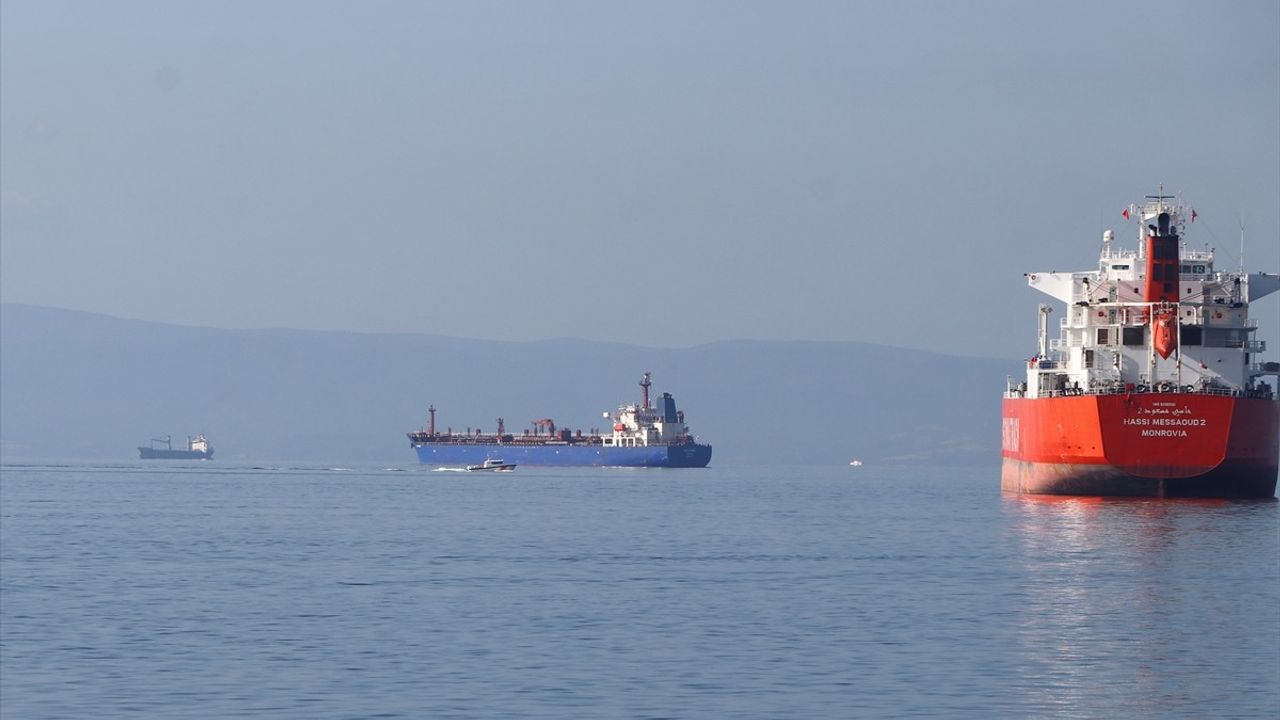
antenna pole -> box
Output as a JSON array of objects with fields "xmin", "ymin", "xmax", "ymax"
[
  {"xmin": 1239, "ymin": 215, "xmax": 1245, "ymax": 275},
  {"xmin": 639, "ymin": 372, "xmax": 652, "ymax": 409}
]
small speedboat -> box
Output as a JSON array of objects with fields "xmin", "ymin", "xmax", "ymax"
[
  {"xmin": 466, "ymin": 458, "xmax": 517, "ymax": 472},
  {"xmin": 849, "ymin": 459, "xmax": 863, "ymax": 467}
]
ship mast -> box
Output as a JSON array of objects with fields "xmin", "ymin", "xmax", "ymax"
[{"xmin": 1238, "ymin": 214, "xmax": 1245, "ymax": 276}]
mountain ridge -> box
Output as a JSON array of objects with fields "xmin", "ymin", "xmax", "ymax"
[{"xmin": 1, "ymin": 303, "xmax": 1017, "ymax": 466}]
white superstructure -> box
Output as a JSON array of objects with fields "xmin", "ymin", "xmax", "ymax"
[
  {"xmin": 1008, "ymin": 193, "xmax": 1279, "ymax": 400},
  {"xmin": 601, "ymin": 372, "xmax": 698, "ymax": 448}
]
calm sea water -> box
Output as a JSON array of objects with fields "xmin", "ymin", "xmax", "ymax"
[{"xmin": 1, "ymin": 461, "xmax": 1277, "ymax": 719}]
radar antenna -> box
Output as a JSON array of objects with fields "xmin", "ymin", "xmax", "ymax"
[{"xmin": 1144, "ymin": 184, "xmax": 1176, "ymax": 213}]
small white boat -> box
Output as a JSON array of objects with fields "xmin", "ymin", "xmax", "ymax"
[
  {"xmin": 849, "ymin": 459, "xmax": 863, "ymax": 467},
  {"xmin": 466, "ymin": 458, "xmax": 517, "ymax": 472}
]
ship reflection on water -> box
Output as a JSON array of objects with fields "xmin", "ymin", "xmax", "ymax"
[{"xmin": 1000, "ymin": 492, "xmax": 1278, "ymax": 717}]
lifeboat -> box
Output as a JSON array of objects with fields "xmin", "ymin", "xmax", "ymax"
[{"xmin": 1153, "ymin": 309, "xmax": 1177, "ymax": 359}]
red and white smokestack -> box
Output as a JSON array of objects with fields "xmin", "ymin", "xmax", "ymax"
[
  {"xmin": 1143, "ymin": 211, "xmax": 1179, "ymax": 306},
  {"xmin": 1142, "ymin": 210, "xmax": 1181, "ymax": 358}
]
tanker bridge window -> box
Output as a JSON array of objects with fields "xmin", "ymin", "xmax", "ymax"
[{"xmin": 1204, "ymin": 328, "xmax": 1246, "ymax": 348}]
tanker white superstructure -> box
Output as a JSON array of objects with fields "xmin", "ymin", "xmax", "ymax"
[
  {"xmin": 1016, "ymin": 195, "xmax": 1279, "ymax": 398},
  {"xmin": 601, "ymin": 373, "xmax": 696, "ymax": 449}
]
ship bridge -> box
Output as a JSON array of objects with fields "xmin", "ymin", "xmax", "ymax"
[
  {"xmin": 1009, "ymin": 197, "xmax": 1279, "ymax": 402},
  {"xmin": 601, "ymin": 374, "xmax": 697, "ymax": 448}
]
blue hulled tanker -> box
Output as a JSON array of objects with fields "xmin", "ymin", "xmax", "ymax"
[{"xmin": 408, "ymin": 373, "xmax": 712, "ymax": 468}]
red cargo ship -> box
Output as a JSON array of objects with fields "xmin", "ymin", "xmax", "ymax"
[{"xmin": 1002, "ymin": 191, "xmax": 1279, "ymax": 497}]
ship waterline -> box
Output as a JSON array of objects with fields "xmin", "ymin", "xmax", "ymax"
[{"xmin": 414, "ymin": 442, "xmax": 712, "ymax": 468}]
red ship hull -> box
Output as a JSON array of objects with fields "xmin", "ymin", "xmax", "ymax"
[{"xmin": 1001, "ymin": 393, "xmax": 1279, "ymax": 498}]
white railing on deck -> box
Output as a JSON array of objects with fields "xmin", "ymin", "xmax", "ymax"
[{"xmin": 1004, "ymin": 385, "xmax": 1268, "ymax": 400}]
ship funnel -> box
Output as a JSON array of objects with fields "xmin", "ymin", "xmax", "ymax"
[
  {"xmin": 662, "ymin": 393, "xmax": 678, "ymax": 423},
  {"xmin": 1143, "ymin": 210, "xmax": 1180, "ymax": 304}
]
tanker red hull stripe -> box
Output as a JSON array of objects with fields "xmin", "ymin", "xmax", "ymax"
[{"xmin": 1001, "ymin": 394, "xmax": 1279, "ymax": 497}]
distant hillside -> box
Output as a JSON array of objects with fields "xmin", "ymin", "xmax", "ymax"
[{"xmin": 0, "ymin": 304, "xmax": 1019, "ymax": 466}]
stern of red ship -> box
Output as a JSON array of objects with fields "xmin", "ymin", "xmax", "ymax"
[{"xmin": 1002, "ymin": 393, "xmax": 1278, "ymax": 498}]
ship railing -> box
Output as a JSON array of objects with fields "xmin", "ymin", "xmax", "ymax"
[
  {"xmin": 1056, "ymin": 301, "xmax": 1251, "ymax": 317},
  {"xmin": 1022, "ymin": 384, "xmax": 1255, "ymax": 399},
  {"xmin": 1048, "ymin": 336, "xmax": 1086, "ymax": 350},
  {"xmin": 1020, "ymin": 357, "xmax": 1064, "ymax": 371},
  {"xmin": 410, "ymin": 432, "xmax": 605, "ymax": 446},
  {"xmin": 1100, "ymin": 246, "xmax": 1138, "ymax": 260}
]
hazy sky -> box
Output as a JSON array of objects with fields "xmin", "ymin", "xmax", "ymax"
[{"xmin": 3, "ymin": 1, "xmax": 1277, "ymax": 358}]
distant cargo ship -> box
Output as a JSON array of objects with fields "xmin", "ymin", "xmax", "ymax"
[
  {"xmin": 1001, "ymin": 191, "xmax": 1279, "ymax": 497},
  {"xmin": 408, "ymin": 373, "xmax": 712, "ymax": 467},
  {"xmin": 138, "ymin": 434, "xmax": 214, "ymax": 460}
]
